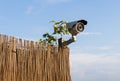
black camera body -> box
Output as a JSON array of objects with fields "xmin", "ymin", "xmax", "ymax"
[{"xmin": 66, "ymin": 20, "xmax": 87, "ymax": 36}]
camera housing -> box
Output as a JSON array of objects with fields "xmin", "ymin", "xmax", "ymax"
[{"xmin": 66, "ymin": 20, "xmax": 87, "ymax": 36}]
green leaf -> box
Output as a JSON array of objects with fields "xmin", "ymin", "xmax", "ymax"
[{"xmin": 39, "ymin": 20, "xmax": 70, "ymax": 46}]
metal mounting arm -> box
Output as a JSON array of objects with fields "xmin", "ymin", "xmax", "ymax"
[{"xmin": 58, "ymin": 36, "xmax": 76, "ymax": 47}]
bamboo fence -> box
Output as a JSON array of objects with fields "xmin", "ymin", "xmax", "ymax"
[{"xmin": 0, "ymin": 34, "xmax": 71, "ymax": 81}]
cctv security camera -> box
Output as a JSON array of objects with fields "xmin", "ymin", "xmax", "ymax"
[{"xmin": 66, "ymin": 20, "xmax": 87, "ymax": 36}]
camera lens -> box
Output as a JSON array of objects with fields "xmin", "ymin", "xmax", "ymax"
[{"xmin": 76, "ymin": 23, "xmax": 84, "ymax": 32}]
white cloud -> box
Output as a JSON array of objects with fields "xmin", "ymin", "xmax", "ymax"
[
  {"xmin": 86, "ymin": 45, "xmax": 113, "ymax": 51},
  {"xmin": 25, "ymin": 6, "xmax": 34, "ymax": 14},
  {"xmin": 24, "ymin": 0, "xmax": 70, "ymax": 15},
  {"xmin": 97, "ymin": 46, "xmax": 113, "ymax": 50},
  {"xmin": 80, "ymin": 32, "xmax": 103, "ymax": 36},
  {"xmin": 70, "ymin": 53, "xmax": 120, "ymax": 81},
  {"xmin": 70, "ymin": 53, "xmax": 120, "ymax": 66}
]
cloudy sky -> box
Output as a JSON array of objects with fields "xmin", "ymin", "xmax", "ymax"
[{"xmin": 0, "ymin": 0, "xmax": 120, "ymax": 81}]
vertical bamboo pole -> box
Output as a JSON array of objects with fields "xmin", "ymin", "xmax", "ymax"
[{"xmin": 0, "ymin": 34, "xmax": 3, "ymax": 81}]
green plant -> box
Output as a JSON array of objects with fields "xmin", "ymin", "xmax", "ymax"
[
  {"xmin": 52, "ymin": 20, "xmax": 69, "ymax": 36},
  {"xmin": 39, "ymin": 20, "xmax": 69, "ymax": 45}
]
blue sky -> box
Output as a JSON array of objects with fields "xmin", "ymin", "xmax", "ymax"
[{"xmin": 0, "ymin": 0, "xmax": 120, "ymax": 81}]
